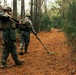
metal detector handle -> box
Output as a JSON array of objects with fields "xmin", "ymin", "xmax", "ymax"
[{"xmin": 35, "ymin": 34, "xmax": 49, "ymax": 53}]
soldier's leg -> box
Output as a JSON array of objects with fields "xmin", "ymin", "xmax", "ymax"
[
  {"xmin": 24, "ymin": 36, "xmax": 30, "ymax": 53},
  {"xmin": 11, "ymin": 42, "xmax": 24, "ymax": 65},
  {"xmin": 1, "ymin": 43, "xmax": 9, "ymax": 65},
  {"xmin": 20, "ymin": 35, "xmax": 25, "ymax": 50},
  {"xmin": 24, "ymin": 41, "xmax": 29, "ymax": 53}
]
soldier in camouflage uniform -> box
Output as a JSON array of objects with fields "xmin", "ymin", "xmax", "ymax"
[
  {"xmin": 0, "ymin": 6, "xmax": 24, "ymax": 67},
  {"xmin": 19, "ymin": 14, "xmax": 37, "ymax": 54}
]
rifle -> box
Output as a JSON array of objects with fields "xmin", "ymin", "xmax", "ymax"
[
  {"xmin": 0, "ymin": 15, "xmax": 21, "ymax": 30},
  {"xmin": 11, "ymin": 18, "xmax": 19, "ymax": 23}
]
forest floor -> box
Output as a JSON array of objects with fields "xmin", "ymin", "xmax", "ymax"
[{"xmin": 0, "ymin": 28, "xmax": 76, "ymax": 75}]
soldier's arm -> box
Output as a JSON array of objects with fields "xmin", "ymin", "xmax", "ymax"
[{"xmin": 29, "ymin": 20, "xmax": 37, "ymax": 35}]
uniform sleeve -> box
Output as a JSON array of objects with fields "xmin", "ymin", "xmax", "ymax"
[{"xmin": 29, "ymin": 20, "xmax": 36, "ymax": 34}]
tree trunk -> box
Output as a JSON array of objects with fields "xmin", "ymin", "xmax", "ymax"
[
  {"xmin": 21, "ymin": 0, "xmax": 25, "ymax": 19},
  {"xmin": 33, "ymin": 0, "xmax": 39, "ymax": 32},
  {"xmin": 62, "ymin": 0, "xmax": 71, "ymax": 22},
  {"xmin": 38, "ymin": 0, "xmax": 42, "ymax": 32},
  {"xmin": 13, "ymin": 0, "xmax": 17, "ymax": 19},
  {"xmin": 30, "ymin": 0, "xmax": 33, "ymax": 21},
  {"xmin": 33, "ymin": 0, "xmax": 43, "ymax": 32},
  {"xmin": 44, "ymin": 0, "xmax": 47, "ymax": 14},
  {"xmin": 4, "ymin": 0, "xmax": 7, "ymax": 6}
]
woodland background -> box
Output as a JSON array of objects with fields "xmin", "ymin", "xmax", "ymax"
[{"xmin": 0, "ymin": 0, "xmax": 76, "ymax": 52}]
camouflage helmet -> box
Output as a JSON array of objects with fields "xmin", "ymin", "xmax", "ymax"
[
  {"xmin": 3, "ymin": 6, "xmax": 12, "ymax": 11},
  {"xmin": 26, "ymin": 14, "xmax": 31, "ymax": 18},
  {"xmin": 0, "ymin": 5, "xmax": 3, "ymax": 11}
]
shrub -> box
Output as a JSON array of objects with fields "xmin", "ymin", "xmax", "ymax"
[
  {"xmin": 40, "ymin": 14, "xmax": 52, "ymax": 31},
  {"xmin": 63, "ymin": 0, "xmax": 76, "ymax": 49},
  {"xmin": 52, "ymin": 16, "xmax": 63, "ymax": 28}
]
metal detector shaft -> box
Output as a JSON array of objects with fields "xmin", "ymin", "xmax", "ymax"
[{"xmin": 35, "ymin": 35, "xmax": 49, "ymax": 53}]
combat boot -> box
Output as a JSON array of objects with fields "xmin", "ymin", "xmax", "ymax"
[
  {"xmin": 1, "ymin": 60, "xmax": 7, "ymax": 68},
  {"xmin": 15, "ymin": 60, "xmax": 24, "ymax": 65},
  {"xmin": 1, "ymin": 61, "xmax": 12, "ymax": 68},
  {"xmin": 0, "ymin": 64, "xmax": 12, "ymax": 68},
  {"xmin": 24, "ymin": 47, "xmax": 28, "ymax": 53}
]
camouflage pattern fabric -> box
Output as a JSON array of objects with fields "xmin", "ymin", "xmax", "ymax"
[
  {"xmin": 1, "ymin": 13, "xmax": 20, "ymax": 65},
  {"xmin": 2, "ymin": 29, "xmax": 16, "ymax": 42},
  {"xmin": 20, "ymin": 17, "xmax": 36, "ymax": 52},
  {"xmin": 20, "ymin": 31, "xmax": 30, "ymax": 52},
  {"xmin": 0, "ymin": 13, "xmax": 13, "ymax": 29},
  {"xmin": 1, "ymin": 41, "xmax": 19, "ymax": 65}
]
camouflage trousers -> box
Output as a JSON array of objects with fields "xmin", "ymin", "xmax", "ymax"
[
  {"xmin": 1, "ymin": 40, "xmax": 19, "ymax": 65},
  {"xmin": 20, "ymin": 31, "xmax": 30, "ymax": 52}
]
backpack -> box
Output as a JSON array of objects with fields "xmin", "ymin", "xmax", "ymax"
[
  {"xmin": 0, "ymin": 12, "xmax": 12, "ymax": 29},
  {"xmin": 20, "ymin": 18, "xmax": 32, "ymax": 31},
  {"xmin": 0, "ymin": 11, "xmax": 4, "ymax": 29}
]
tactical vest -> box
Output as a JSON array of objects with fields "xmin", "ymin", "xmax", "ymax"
[
  {"xmin": 20, "ymin": 19, "xmax": 31, "ymax": 32},
  {"xmin": 0, "ymin": 13, "xmax": 16, "ymax": 29},
  {"xmin": 2, "ymin": 29, "xmax": 16, "ymax": 41},
  {"xmin": 2, "ymin": 21, "xmax": 16, "ymax": 41}
]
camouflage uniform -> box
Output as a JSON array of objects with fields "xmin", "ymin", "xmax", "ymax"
[
  {"xmin": 0, "ymin": 6, "xmax": 23, "ymax": 66},
  {"xmin": 20, "ymin": 17, "xmax": 36, "ymax": 53}
]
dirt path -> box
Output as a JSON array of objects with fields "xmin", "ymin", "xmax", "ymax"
[{"xmin": 0, "ymin": 28, "xmax": 76, "ymax": 75}]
